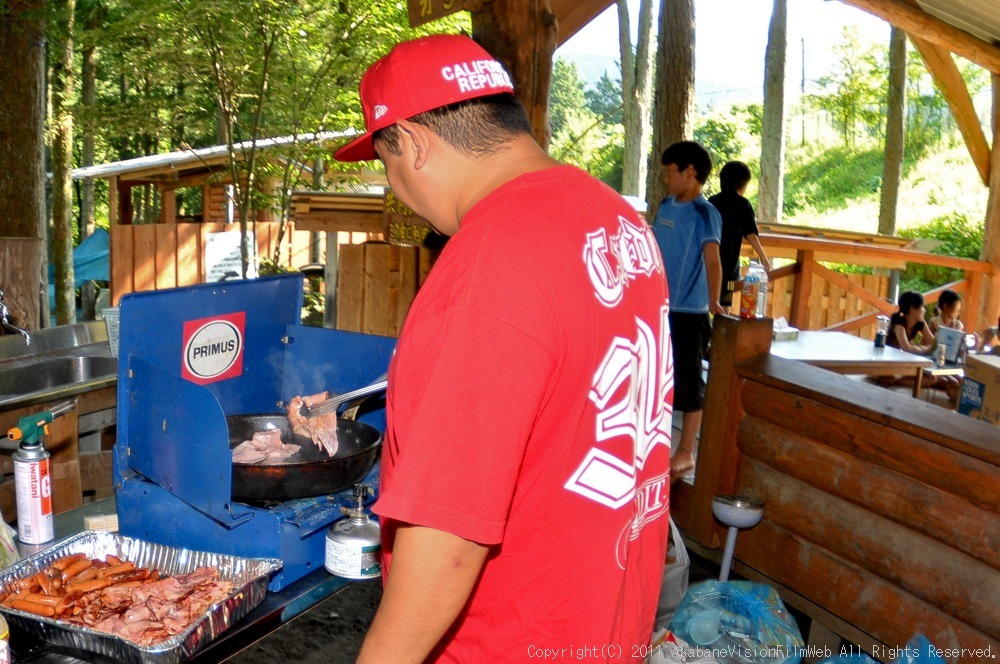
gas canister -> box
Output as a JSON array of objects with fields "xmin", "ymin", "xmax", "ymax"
[
  {"xmin": 325, "ymin": 485, "xmax": 381, "ymax": 580},
  {"xmin": 7, "ymin": 403, "xmax": 75, "ymax": 546},
  {"xmin": 13, "ymin": 440, "xmax": 53, "ymax": 545}
]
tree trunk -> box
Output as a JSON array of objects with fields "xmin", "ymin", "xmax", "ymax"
[
  {"xmin": 878, "ymin": 27, "xmax": 907, "ymax": 237},
  {"xmin": 0, "ymin": 0, "xmax": 48, "ymax": 329},
  {"xmin": 620, "ymin": 0, "xmax": 655, "ymax": 201},
  {"xmin": 81, "ymin": 12, "xmax": 99, "ymax": 239},
  {"xmin": 981, "ymin": 73, "xmax": 1000, "ymax": 332},
  {"xmin": 758, "ymin": 0, "xmax": 788, "ymax": 225},
  {"xmin": 473, "ymin": 0, "xmax": 558, "ymax": 151},
  {"xmin": 647, "ymin": 0, "xmax": 695, "ymax": 208},
  {"xmin": 51, "ymin": 0, "xmax": 78, "ymax": 325}
]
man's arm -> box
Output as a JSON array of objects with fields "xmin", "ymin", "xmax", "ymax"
[
  {"xmin": 703, "ymin": 242, "xmax": 725, "ymax": 315},
  {"xmin": 356, "ymin": 524, "xmax": 490, "ymax": 664},
  {"xmin": 746, "ymin": 233, "xmax": 770, "ymax": 272}
]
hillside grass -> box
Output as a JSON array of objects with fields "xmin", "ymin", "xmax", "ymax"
[{"xmin": 758, "ymin": 136, "xmax": 989, "ymax": 235}]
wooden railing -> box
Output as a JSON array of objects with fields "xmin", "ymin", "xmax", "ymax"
[{"xmin": 754, "ymin": 233, "xmax": 994, "ymax": 334}]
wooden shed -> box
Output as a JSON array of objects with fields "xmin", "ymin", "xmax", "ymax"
[{"xmin": 72, "ymin": 133, "xmax": 348, "ymax": 304}]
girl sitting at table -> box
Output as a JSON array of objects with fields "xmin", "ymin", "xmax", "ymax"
[
  {"xmin": 928, "ymin": 289, "xmax": 967, "ymax": 337},
  {"xmin": 882, "ymin": 290, "xmax": 960, "ymax": 401}
]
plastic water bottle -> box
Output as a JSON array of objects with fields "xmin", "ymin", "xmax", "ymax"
[
  {"xmin": 755, "ymin": 265, "xmax": 769, "ymax": 318},
  {"xmin": 740, "ymin": 262, "xmax": 767, "ymax": 319}
]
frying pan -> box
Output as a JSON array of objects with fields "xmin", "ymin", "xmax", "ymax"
[{"xmin": 226, "ymin": 413, "xmax": 381, "ymax": 504}]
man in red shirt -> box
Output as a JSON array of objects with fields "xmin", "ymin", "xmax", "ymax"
[{"xmin": 335, "ymin": 34, "xmax": 673, "ymax": 663}]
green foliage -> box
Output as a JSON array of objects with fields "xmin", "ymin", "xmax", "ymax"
[
  {"xmin": 805, "ymin": 28, "xmax": 885, "ymax": 148},
  {"xmin": 783, "ymin": 145, "xmax": 885, "ymax": 215},
  {"xmin": 548, "ymin": 58, "xmax": 623, "ymax": 189},
  {"xmin": 258, "ymin": 257, "xmax": 325, "ymax": 326},
  {"xmin": 694, "ymin": 116, "xmax": 743, "ymax": 167},
  {"xmin": 733, "ymin": 103, "xmax": 763, "ymax": 138},
  {"xmin": 585, "ymin": 72, "xmax": 623, "ymax": 125},
  {"xmin": 550, "ymin": 58, "xmax": 588, "ymax": 137},
  {"xmin": 897, "ymin": 213, "xmax": 984, "ymax": 294}
]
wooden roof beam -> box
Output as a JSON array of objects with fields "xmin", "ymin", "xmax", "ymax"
[
  {"xmin": 837, "ymin": 0, "xmax": 1000, "ymax": 75},
  {"xmin": 910, "ymin": 36, "xmax": 991, "ymax": 185},
  {"xmin": 550, "ymin": 0, "xmax": 613, "ymax": 45}
]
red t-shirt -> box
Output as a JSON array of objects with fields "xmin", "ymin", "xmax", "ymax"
[{"xmin": 376, "ymin": 165, "xmax": 673, "ymax": 663}]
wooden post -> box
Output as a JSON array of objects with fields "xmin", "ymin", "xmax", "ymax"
[
  {"xmin": 671, "ymin": 314, "xmax": 773, "ymax": 547},
  {"xmin": 789, "ymin": 249, "xmax": 814, "ymax": 330},
  {"xmin": 472, "ymin": 0, "xmax": 558, "ymax": 150}
]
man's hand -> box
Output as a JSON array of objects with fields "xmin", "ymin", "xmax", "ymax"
[
  {"xmin": 356, "ymin": 525, "xmax": 490, "ymax": 664},
  {"xmin": 710, "ymin": 300, "xmax": 726, "ymax": 316}
]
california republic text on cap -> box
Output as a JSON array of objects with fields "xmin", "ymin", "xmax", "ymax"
[{"xmin": 333, "ymin": 34, "xmax": 515, "ymax": 162}]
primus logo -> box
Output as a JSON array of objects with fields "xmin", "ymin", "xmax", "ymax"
[{"xmin": 181, "ymin": 312, "xmax": 246, "ymax": 385}]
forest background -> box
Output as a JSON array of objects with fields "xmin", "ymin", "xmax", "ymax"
[{"xmin": 2, "ymin": 0, "xmax": 993, "ymax": 319}]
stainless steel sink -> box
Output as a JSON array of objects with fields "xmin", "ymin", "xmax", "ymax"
[
  {"xmin": 0, "ymin": 321, "xmax": 117, "ymax": 412},
  {"xmin": 0, "ymin": 355, "xmax": 117, "ymax": 398}
]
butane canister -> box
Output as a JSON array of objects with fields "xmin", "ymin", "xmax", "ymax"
[
  {"xmin": 325, "ymin": 485, "xmax": 381, "ymax": 580},
  {"xmin": 13, "ymin": 441, "xmax": 54, "ymax": 545}
]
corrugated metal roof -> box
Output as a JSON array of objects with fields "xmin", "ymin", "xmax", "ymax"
[
  {"xmin": 72, "ymin": 131, "xmax": 353, "ymax": 181},
  {"xmin": 917, "ymin": 0, "xmax": 1000, "ymax": 48}
]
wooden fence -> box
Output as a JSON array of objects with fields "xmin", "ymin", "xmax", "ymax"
[
  {"xmin": 109, "ymin": 221, "xmax": 316, "ymax": 304},
  {"xmin": 106, "ymin": 222, "xmax": 994, "ymax": 338}
]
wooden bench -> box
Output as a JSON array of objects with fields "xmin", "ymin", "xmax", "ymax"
[{"xmin": 672, "ymin": 316, "xmax": 999, "ymax": 662}]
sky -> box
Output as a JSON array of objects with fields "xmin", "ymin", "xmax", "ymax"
[{"xmin": 556, "ymin": 0, "xmax": 892, "ymax": 107}]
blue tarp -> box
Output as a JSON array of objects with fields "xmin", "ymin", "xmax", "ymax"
[
  {"xmin": 49, "ymin": 228, "xmax": 110, "ymax": 287},
  {"xmin": 48, "ymin": 228, "xmax": 110, "ymax": 312}
]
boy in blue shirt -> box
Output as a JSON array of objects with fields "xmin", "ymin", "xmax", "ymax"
[{"xmin": 650, "ymin": 141, "xmax": 723, "ymax": 482}]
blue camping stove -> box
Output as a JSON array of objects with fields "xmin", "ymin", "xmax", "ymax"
[{"xmin": 113, "ymin": 275, "xmax": 395, "ymax": 590}]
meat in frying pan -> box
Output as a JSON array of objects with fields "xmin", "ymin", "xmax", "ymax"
[
  {"xmin": 287, "ymin": 391, "xmax": 340, "ymax": 456},
  {"xmin": 231, "ymin": 428, "xmax": 301, "ymax": 464}
]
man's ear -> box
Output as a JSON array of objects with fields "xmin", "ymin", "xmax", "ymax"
[{"xmin": 397, "ymin": 118, "xmax": 431, "ymax": 170}]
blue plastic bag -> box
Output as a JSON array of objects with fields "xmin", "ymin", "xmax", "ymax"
[
  {"xmin": 669, "ymin": 580, "xmax": 804, "ymax": 663},
  {"xmin": 894, "ymin": 635, "xmax": 946, "ymax": 664}
]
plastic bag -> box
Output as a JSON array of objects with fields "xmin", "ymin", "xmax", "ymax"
[
  {"xmin": 656, "ymin": 517, "xmax": 691, "ymax": 631},
  {"xmin": 816, "ymin": 634, "xmax": 948, "ymax": 664},
  {"xmin": 669, "ymin": 580, "xmax": 804, "ymax": 664},
  {"xmin": 894, "ymin": 635, "xmax": 946, "ymax": 664}
]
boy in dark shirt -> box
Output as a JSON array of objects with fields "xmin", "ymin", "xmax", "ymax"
[{"xmin": 708, "ymin": 161, "xmax": 770, "ymax": 312}]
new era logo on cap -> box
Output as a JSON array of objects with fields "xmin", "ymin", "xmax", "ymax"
[{"xmin": 334, "ymin": 34, "xmax": 515, "ymax": 162}]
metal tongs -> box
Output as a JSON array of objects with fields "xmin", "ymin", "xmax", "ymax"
[{"xmin": 300, "ymin": 378, "xmax": 388, "ymax": 418}]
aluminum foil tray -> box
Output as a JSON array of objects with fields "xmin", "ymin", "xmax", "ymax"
[{"xmin": 0, "ymin": 530, "xmax": 282, "ymax": 664}]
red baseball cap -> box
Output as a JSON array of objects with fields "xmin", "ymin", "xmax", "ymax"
[{"xmin": 334, "ymin": 34, "xmax": 515, "ymax": 162}]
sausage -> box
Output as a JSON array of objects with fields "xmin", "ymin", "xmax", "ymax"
[
  {"xmin": 95, "ymin": 562, "xmax": 136, "ymax": 578},
  {"xmin": 35, "ymin": 572, "xmax": 52, "ymax": 596},
  {"xmin": 23, "ymin": 593, "xmax": 61, "ymax": 607},
  {"xmin": 18, "ymin": 576, "xmax": 40, "ymax": 592},
  {"xmin": 143, "ymin": 570, "xmax": 161, "ymax": 584},
  {"xmin": 51, "ymin": 553, "xmax": 87, "ymax": 571},
  {"xmin": 61, "ymin": 558, "xmax": 93, "ymax": 582},
  {"xmin": 64, "ymin": 578, "xmax": 110, "ymax": 595},
  {"xmin": 10, "ymin": 598, "xmax": 57, "ymax": 617},
  {"xmin": 104, "ymin": 555, "xmax": 122, "ymax": 566},
  {"xmin": 72, "ymin": 566, "xmax": 98, "ymax": 583}
]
